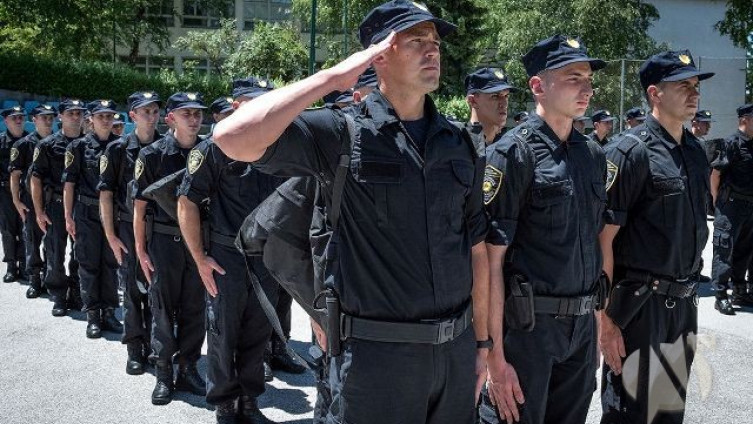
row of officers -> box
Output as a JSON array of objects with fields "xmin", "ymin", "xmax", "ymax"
[{"xmin": 2, "ymin": 2, "xmax": 753, "ymax": 423}]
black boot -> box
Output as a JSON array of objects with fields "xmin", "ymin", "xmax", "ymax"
[
  {"xmin": 216, "ymin": 399, "xmax": 238, "ymax": 424},
  {"xmin": 262, "ymin": 348, "xmax": 273, "ymax": 382},
  {"xmin": 715, "ymin": 292, "xmax": 736, "ymax": 315},
  {"xmin": 51, "ymin": 297, "xmax": 68, "ymax": 317},
  {"xmin": 126, "ymin": 342, "xmax": 146, "ymax": 375},
  {"xmin": 26, "ymin": 275, "xmax": 43, "ymax": 299},
  {"xmin": 101, "ymin": 308, "xmax": 124, "ymax": 333},
  {"xmin": 67, "ymin": 285, "xmax": 83, "ymax": 311},
  {"xmin": 175, "ymin": 362, "xmax": 206, "ymax": 396},
  {"xmin": 3, "ymin": 263, "xmax": 19, "ymax": 283},
  {"xmin": 152, "ymin": 361, "xmax": 174, "ymax": 405},
  {"xmin": 732, "ymin": 284, "xmax": 753, "ymax": 307},
  {"xmin": 270, "ymin": 339, "xmax": 306, "ymax": 374},
  {"xmin": 86, "ymin": 310, "xmax": 102, "ymax": 339},
  {"xmin": 238, "ymin": 395, "xmax": 275, "ymax": 424}
]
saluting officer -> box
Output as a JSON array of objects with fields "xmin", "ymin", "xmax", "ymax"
[
  {"xmin": 9, "ymin": 104, "xmax": 56, "ymax": 297},
  {"xmin": 30, "ymin": 99, "xmax": 86, "ymax": 317},
  {"xmin": 589, "ymin": 109, "xmax": 617, "ymax": 146},
  {"xmin": 1, "ymin": 105, "xmax": 28, "ymax": 283},
  {"xmin": 464, "ymin": 67, "xmax": 518, "ymax": 145},
  {"xmin": 481, "ymin": 35, "xmax": 607, "ymax": 424},
  {"xmin": 133, "ymin": 92, "xmax": 207, "ymax": 405},
  {"xmin": 709, "ymin": 103, "xmax": 753, "ymax": 314},
  {"xmin": 213, "ymin": 1, "xmax": 491, "ymax": 422},
  {"xmin": 599, "ymin": 51, "xmax": 713, "ymax": 424},
  {"xmin": 98, "ymin": 91, "xmax": 163, "ymax": 374}
]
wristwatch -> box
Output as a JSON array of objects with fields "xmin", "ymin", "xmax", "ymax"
[{"xmin": 476, "ymin": 337, "xmax": 494, "ymax": 350}]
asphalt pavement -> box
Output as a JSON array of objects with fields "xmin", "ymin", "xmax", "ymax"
[{"xmin": 0, "ymin": 222, "xmax": 752, "ymax": 424}]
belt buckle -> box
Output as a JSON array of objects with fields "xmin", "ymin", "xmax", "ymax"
[{"xmin": 436, "ymin": 320, "xmax": 455, "ymax": 344}]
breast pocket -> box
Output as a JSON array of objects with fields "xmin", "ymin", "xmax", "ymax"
[
  {"xmin": 530, "ymin": 179, "xmax": 573, "ymax": 236},
  {"xmin": 651, "ymin": 176, "xmax": 685, "ymax": 228},
  {"xmin": 353, "ymin": 158, "xmax": 405, "ymax": 228}
]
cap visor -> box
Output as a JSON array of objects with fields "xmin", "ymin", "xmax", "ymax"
[
  {"xmin": 92, "ymin": 108, "xmax": 117, "ymax": 115},
  {"xmin": 389, "ymin": 17, "xmax": 457, "ymax": 41},
  {"xmin": 662, "ymin": 70, "xmax": 715, "ymax": 83},
  {"xmin": 219, "ymin": 106, "xmax": 234, "ymax": 114},
  {"xmin": 171, "ymin": 103, "xmax": 207, "ymax": 111},
  {"xmin": 5, "ymin": 112, "xmax": 24, "ymax": 117},
  {"xmin": 548, "ymin": 57, "xmax": 607, "ymax": 73},
  {"xmin": 131, "ymin": 100, "xmax": 162, "ymax": 110},
  {"xmin": 476, "ymin": 83, "xmax": 519, "ymax": 94}
]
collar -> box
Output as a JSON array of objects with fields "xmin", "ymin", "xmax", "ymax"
[
  {"xmin": 737, "ymin": 129, "xmax": 751, "ymax": 143},
  {"xmin": 126, "ymin": 130, "xmax": 161, "ymax": 150},
  {"xmin": 362, "ymin": 90, "xmax": 454, "ymax": 137},
  {"xmin": 645, "ymin": 114, "xmax": 687, "ymax": 150},
  {"xmin": 162, "ymin": 132, "xmax": 196, "ymax": 154},
  {"xmin": 525, "ymin": 113, "xmax": 584, "ymax": 152}
]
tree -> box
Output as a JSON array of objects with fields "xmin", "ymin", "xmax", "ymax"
[
  {"xmin": 715, "ymin": 1, "xmax": 753, "ymax": 102},
  {"xmin": 174, "ymin": 19, "xmax": 240, "ymax": 75},
  {"xmin": 223, "ymin": 22, "xmax": 309, "ymax": 82}
]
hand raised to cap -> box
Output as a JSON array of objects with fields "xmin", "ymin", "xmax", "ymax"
[{"xmin": 327, "ymin": 31, "xmax": 396, "ymax": 92}]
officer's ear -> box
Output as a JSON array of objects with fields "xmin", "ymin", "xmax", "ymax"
[
  {"xmin": 466, "ymin": 94, "xmax": 477, "ymax": 109},
  {"xmin": 529, "ymin": 76, "xmax": 545, "ymax": 97},
  {"xmin": 646, "ymin": 84, "xmax": 662, "ymax": 108}
]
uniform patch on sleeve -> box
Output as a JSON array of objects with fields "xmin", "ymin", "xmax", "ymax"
[
  {"xmin": 134, "ymin": 158, "xmax": 144, "ymax": 180},
  {"xmin": 187, "ymin": 149, "xmax": 204, "ymax": 175},
  {"xmin": 64, "ymin": 151, "xmax": 74, "ymax": 169},
  {"xmin": 33, "ymin": 147, "xmax": 40, "ymax": 162},
  {"xmin": 483, "ymin": 164, "xmax": 504, "ymax": 205},
  {"xmin": 99, "ymin": 155, "xmax": 108, "ymax": 175},
  {"xmin": 606, "ymin": 160, "xmax": 618, "ymax": 192},
  {"xmin": 10, "ymin": 147, "xmax": 19, "ymax": 162}
]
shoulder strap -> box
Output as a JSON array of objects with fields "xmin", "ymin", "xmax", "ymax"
[{"xmin": 329, "ymin": 113, "xmax": 356, "ymax": 231}]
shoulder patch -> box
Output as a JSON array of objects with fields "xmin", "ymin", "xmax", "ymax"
[
  {"xmin": 99, "ymin": 155, "xmax": 108, "ymax": 175},
  {"xmin": 64, "ymin": 151, "xmax": 74, "ymax": 168},
  {"xmin": 483, "ymin": 164, "xmax": 504, "ymax": 205},
  {"xmin": 33, "ymin": 147, "xmax": 40, "ymax": 162},
  {"xmin": 10, "ymin": 147, "xmax": 19, "ymax": 162},
  {"xmin": 187, "ymin": 149, "xmax": 205, "ymax": 174},
  {"xmin": 606, "ymin": 160, "xmax": 618, "ymax": 192},
  {"xmin": 134, "ymin": 158, "xmax": 144, "ymax": 180}
]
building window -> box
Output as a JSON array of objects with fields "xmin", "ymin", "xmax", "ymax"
[
  {"xmin": 183, "ymin": 0, "xmax": 235, "ymax": 28},
  {"xmin": 146, "ymin": 0, "xmax": 175, "ymax": 27},
  {"xmin": 244, "ymin": 0, "xmax": 292, "ymax": 26}
]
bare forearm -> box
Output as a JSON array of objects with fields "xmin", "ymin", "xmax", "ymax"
[
  {"xmin": 63, "ymin": 182, "xmax": 75, "ymax": 220},
  {"xmin": 599, "ymin": 225, "xmax": 619, "ymax": 285},
  {"xmin": 471, "ymin": 242, "xmax": 490, "ymax": 342},
  {"xmin": 31, "ymin": 177, "xmax": 44, "ymax": 214},
  {"xmin": 99, "ymin": 190, "xmax": 117, "ymax": 238},
  {"xmin": 487, "ymin": 244, "xmax": 507, "ymax": 360},
  {"xmin": 133, "ymin": 200, "xmax": 148, "ymax": 254},
  {"xmin": 710, "ymin": 169, "xmax": 720, "ymax": 204},
  {"xmin": 177, "ymin": 196, "xmax": 206, "ymax": 264}
]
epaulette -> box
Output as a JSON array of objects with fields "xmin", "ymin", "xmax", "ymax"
[{"xmin": 614, "ymin": 126, "xmax": 650, "ymax": 155}]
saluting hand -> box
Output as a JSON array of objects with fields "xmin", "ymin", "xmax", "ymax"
[
  {"xmin": 106, "ymin": 235, "xmax": 129, "ymax": 266},
  {"xmin": 487, "ymin": 354, "xmax": 525, "ymax": 423},
  {"xmin": 197, "ymin": 255, "xmax": 226, "ymax": 298},
  {"xmin": 599, "ymin": 312, "xmax": 626, "ymax": 375},
  {"xmin": 327, "ymin": 31, "xmax": 397, "ymax": 92}
]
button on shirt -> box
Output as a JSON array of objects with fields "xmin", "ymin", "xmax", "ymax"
[
  {"xmin": 712, "ymin": 130, "xmax": 753, "ymax": 197},
  {"xmin": 30, "ymin": 131, "xmax": 81, "ymax": 192},
  {"xmin": 63, "ymin": 132, "xmax": 120, "ymax": 199},
  {"xmin": 604, "ymin": 115, "xmax": 710, "ymax": 278},
  {"xmin": 252, "ymin": 90, "xmax": 487, "ymax": 322},
  {"xmin": 485, "ymin": 114, "xmax": 607, "ymax": 296}
]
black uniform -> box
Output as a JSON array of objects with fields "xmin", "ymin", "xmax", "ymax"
[
  {"xmin": 601, "ymin": 116, "xmax": 709, "ymax": 424},
  {"xmin": 134, "ymin": 133, "xmax": 205, "ymax": 364},
  {"xmin": 98, "ymin": 131, "xmax": 161, "ymax": 346},
  {"xmin": 710, "ymin": 130, "xmax": 753, "ymax": 297},
  {"xmin": 251, "ymin": 89, "xmax": 487, "ymax": 423},
  {"xmin": 30, "ymin": 130, "xmax": 82, "ymax": 304},
  {"xmin": 588, "ymin": 132, "xmax": 610, "ymax": 147},
  {"xmin": 480, "ymin": 114, "xmax": 606, "ymax": 424},
  {"xmin": 63, "ymin": 132, "xmax": 121, "ymax": 312},
  {"xmin": 1, "ymin": 129, "xmax": 28, "ymax": 277},
  {"xmin": 178, "ymin": 139, "xmax": 281, "ymax": 406},
  {"xmin": 9, "ymin": 131, "xmax": 47, "ymax": 283}
]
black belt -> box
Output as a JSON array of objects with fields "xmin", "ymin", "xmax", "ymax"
[
  {"xmin": 534, "ymin": 293, "xmax": 598, "ymax": 316},
  {"xmin": 340, "ymin": 303, "xmax": 472, "ymax": 345},
  {"xmin": 153, "ymin": 222, "xmax": 181, "ymax": 236},
  {"xmin": 624, "ymin": 270, "xmax": 697, "ymax": 298},
  {"xmin": 210, "ymin": 232, "xmax": 237, "ymax": 248},
  {"xmin": 730, "ymin": 192, "xmax": 753, "ymax": 203},
  {"xmin": 77, "ymin": 194, "xmax": 99, "ymax": 207},
  {"xmin": 118, "ymin": 211, "xmax": 133, "ymax": 223}
]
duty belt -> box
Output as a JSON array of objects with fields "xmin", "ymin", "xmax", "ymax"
[
  {"xmin": 152, "ymin": 222, "xmax": 181, "ymax": 236},
  {"xmin": 730, "ymin": 192, "xmax": 753, "ymax": 203},
  {"xmin": 624, "ymin": 270, "xmax": 697, "ymax": 298},
  {"xmin": 77, "ymin": 194, "xmax": 99, "ymax": 207},
  {"xmin": 340, "ymin": 303, "xmax": 472, "ymax": 345},
  {"xmin": 534, "ymin": 293, "xmax": 598, "ymax": 316},
  {"xmin": 210, "ymin": 232, "xmax": 237, "ymax": 248}
]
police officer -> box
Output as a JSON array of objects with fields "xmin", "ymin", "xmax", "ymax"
[
  {"xmin": 464, "ymin": 67, "xmax": 518, "ymax": 144},
  {"xmin": 99, "ymin": 91, "xmax": 162, "ymax": 374},
  {"xmin": 112, "ymin": 113, "xmax": 125, "ymax": 137},
  {"xmin": 589, "ymin": 109, "xmax": 617, "ymax": 146},
  {"xmin": 210, "ymin": 97, "xmax": 235, "ymax": 135},
  {"xmin": 513, "ymin": 111, "xmax": 529, "ymax": 125},
  {"xmin": 624, "ymin": 107, "xmax": 647, "ymax": 130},
  {"xmin": 481, "ymin": 35, "xmax": 607, "ymax": 424},
  {"xmin": 213, "ymin": 1, "xmax": 491, "ymax": 422},
  {"xmin": 9, "ymin": 104, "xmax": 56, "ymax": 297},
  {"xmin": 133, "ymin": 92, "xmax": 207, "ymax": 405},
  {"xmin": 691, "ymin": 110, "xmax": 717, "ymax": 162},
  {"xmin": 178, "ymin": 77, "xmax": 281, "ymax": 424},
  {"xmin": 1, "ymin": 105, "xmax": 28, "ymax": 283},
  {"xmin": 599, "ymin": 50, "xmax": 713, "ymax": 423},
  {"xmin": 30, "ymin": 99, "xmax": 87, "ymax": 316},
  {"xmin": 709, "ymin": 103, "xmax": 753, "ymax": 314},
  {"xmin": 573, "ymin": 115, "xmax": 589, "ymax": 133}
]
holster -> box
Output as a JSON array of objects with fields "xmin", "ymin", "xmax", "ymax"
[
  {"xmin": 605, "ymin": 279, "xmax": 652, "ymax": 329},
  {"xmin": 325, "ymin": 288, "xmax": 342, "ymax": 356},
  {"xmin": 505, "ymin": 274, "xmax": 535, "ymax": 332}
]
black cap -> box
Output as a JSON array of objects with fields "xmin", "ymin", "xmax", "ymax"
[
  {"xmin": 58, "ymin": 99, "xmax": 87, "ymax": 113},
  {"xmin": 513, "ymin": 111, "xmax": 529, "ymax": 122},
  {"xmin": 232, "ymin": 77, "xmax": 275, "ymax": 99},
  {"xmin": 522, "ymin": 35, "xmax": 605, "ymax": 77},
  {"xmin": 465, "ymin": 67, "xmax": 518, "ymax": 94},
  {"xmin": 30, "ymin": 104, "xmax": 56, "ymax": 116},
  {"xmin": 87, "ymin": 99, "xmax": 117, "ymax": 115},
  {"xmin": 591, "ymin": 109, "xmax": 616, "ymax": 123},
  {"xmin": 693, "ymin": 110, "xmax": 714, "ymax": 122},
  {"xmin": 335, "ymin": 90, "xmax": 355, "ymax": 105},
  {"xmin": 625, "ymin": 107, "xmax": 646, "ymax": 121},
  {"xmin": 1, "ymin": 105, "xmax": 24, "ymax": 118},
  {"xmin": 639, "ymin": 50, "xmax": 714, "ymax": 90},
  {"xmin": 355, "ymin": 67, "xmax": 378, "ymax": 89},
  {"xmin": 166, "ymin": 92, "xmax": 207, "ymax": 112},
  {"xmin": 358, "ymin": 0, "xmax": 456, "ymax": 48},
  {"xmin": 113, "ymin": 113, "xmax": 125, "ymax": 124},
  {"xmin": 737, "ymin": 104, "xmax": 753, "ymax": 118},
  {"xmin": 128, "ymin": 91, "xmax": 162, "ymax": 110},
  {"xmin": 210, "ymin": 97, "xmax": 234, "ymax": 114}
]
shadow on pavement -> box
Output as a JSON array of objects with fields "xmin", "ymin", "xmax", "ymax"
[{"xmin": 259, "ymin": 385, "xmax": 313, "ymax": 415}]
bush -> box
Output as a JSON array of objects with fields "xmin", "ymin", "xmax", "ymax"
[{"xmin": 433, "ymin": 95, "xmax": 470, "ymax": 122}]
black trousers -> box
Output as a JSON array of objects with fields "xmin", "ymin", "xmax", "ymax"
[
  {"xmin": 74, "ymin": 202, "xmax": 119, "ymax": 311},
  {"xmin": 478, "ymin": 313, "xmax": 597, "ymax": 424},
  {"xmin": 148, "ymin": 232, "xmax": 205, "ymax": 363},
  {"xmin": 273, "ymin": 286, "xmax": 293, "ymax": 341},
  {"xmin": 205, "ymin": 247, "xmax": 278, "ymax": 405},
  {"xmin": 601, "ymin": 281, "xmax": 697, "ymax": 424},
  {"xmin": 0, "ymin": 187, "xmax": 24, "ymax": 266},
  {"xmin": 42, "ymin": 199, "xmax": 75, "ymax": 301},
  {"xmin": 711, "ymin": 197, "xmax": 753, "ymax": 292},
  {"xmin": 119, "ymin": 220, "xmax": 151, "ymax": 345},
  {"xmin": 326, "ymin": 326, "xmax": 477, "ymax": 424},
  {"xmin": 20, "ymin": 192, "xmax": 44, "ymax": 276}
]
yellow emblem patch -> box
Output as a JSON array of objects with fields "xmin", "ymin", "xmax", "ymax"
[
  {"xmin": 606, "ymin": 160, "xmax": 618, "ymax": 192},
  {"xmin": 10, "ymin": 147, "xmax": 19, "ymax": 162},
  {"xmin": 483, "ymin": 165, "xmax": 504, "ymax": 205},
  {"xmin": 33, "ymin": 147, "xmax": 40, "ymax": 162},
  {"xmin": 134, "ymin": 158, "xmax": 144, "ymax": 180},
  {"xmin": 99, "ymin": 155, "xmax": 108, "ymax": 175},
  {"xmin": 187, "ymin": 149, "xmax": 204, "ymax": 174},
  {"xmin": 64, "ymin": 151, "xmax": 74, "ymax": 169},
  {"xmin": 678, "ymin": 54, "xmax": 691, "ymax": 65},
  {"xmin": 566, "ymin": 38, "xmax": 580, "ymax": 49}
]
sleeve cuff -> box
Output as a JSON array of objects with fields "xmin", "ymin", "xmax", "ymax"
[
  {"xmin": 605, "ymin": 209, "xmax": 627, "ymax": 226},
  {"xmin": 485, "ymin": 219, "xmax": 516, "ymax": 246}
]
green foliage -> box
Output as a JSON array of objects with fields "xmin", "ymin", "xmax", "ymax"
[
  {"xmin": 222, "ymin": 21, "xmax": 309, "ymax": 81},
  {"xmin": 715, "ymin": 0, "xmax": 753, "ymax": 49},
  {"xmin": 433, "ymin": 95, "xmax": 470, "ymax": 121},
  {"xmin": 174, "ymin": 19, "xmax": 240, "ymax": 75}
]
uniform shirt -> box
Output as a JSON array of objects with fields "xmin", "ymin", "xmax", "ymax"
[
  {"xmin": 30, "ymin": 131, "xmax": 82, "ymax": 193},
  {"xmin": 63, "ymin": 132, "xmax": 119, "ymax": 199},
  {"xmin": 98, "ymin": 131, "xmax": 161, "ymax": 214},
  {"xmin": 711, "ymin": 130, "xmax": 753, "ymax": 196},
  {"xmin": 604, "ymin": 115, "xmax": 709, "ymax": 279},
  {"xmin": 253, "ymin": 90, "xmax": 487, "ymax": 322},
  {"xmin": 588, "ymin": 131, "xmax": 610, "ymax": 147},
  {"xmin": 485, "ymin": 114, "xmax": 607, "ymax": 296},
  {"xmin": 9, "ymin": 132, "xmax": 45, "ymax": 192},
  {"xmin": 1, "ymin": 130, "xmax": 28, "ymax": 184},
  {"xmin": 178, "ymin": 139, "xmax": 281, "ymax": 238},
  {"xmin": 133, "ymin": 133, "xmax": 194, "ymax": 226}
]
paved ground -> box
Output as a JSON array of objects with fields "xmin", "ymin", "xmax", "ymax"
[{"xmin": 0, "ymin": 222, "xmax": 752, "ymax": 424}]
